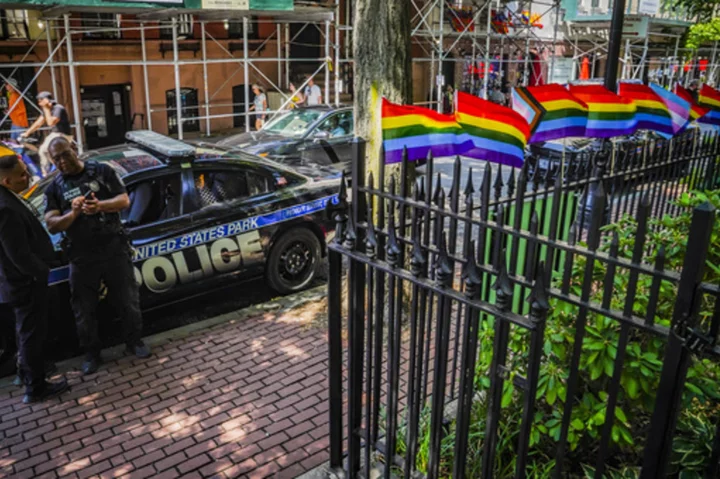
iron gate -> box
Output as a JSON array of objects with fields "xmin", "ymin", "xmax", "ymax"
[{"xmin": 326, "ymin": 132, "xmax": 720, "ymax": 478}]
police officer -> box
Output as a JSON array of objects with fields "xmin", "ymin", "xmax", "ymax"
[
  {"xmin": 0, "ymin": 148, "xmax": 69, "ymax": 403},
  {"xmin": 44, "ymin": 137, "xmax": 150, "ymax": 375}
]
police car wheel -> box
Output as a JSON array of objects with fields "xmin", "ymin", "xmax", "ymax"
[{"xmin": 267, "ymin": 228, "xmax": 321, "ymax": 294}]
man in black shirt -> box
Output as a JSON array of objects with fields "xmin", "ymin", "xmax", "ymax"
[
  {"xmin": 0, "ymin": 148, "xmax": 69, "ymax": 403},
  {"xmin": 19, "ymin": 91, "xmax": 73, "ymax": 176},
  {"xmin": 44, "ymin": 137, "xmax": 150, "ymax": 375}
]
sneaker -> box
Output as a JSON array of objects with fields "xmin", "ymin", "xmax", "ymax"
[
  {"xmin": 82, "ymin": 354, "xmax": 102, "ymax": 375},
  {"xmin": 23, "ymin": 379, "xmax": 70, "ymax": 404},
  {"xmin": 13, "ymin": 375, "xmax": 22, "ymax": 387},
  {"xmin": 125, "ymin": 341, "xmax": 151, "ymax": 359}
]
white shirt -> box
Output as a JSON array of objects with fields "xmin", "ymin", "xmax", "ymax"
[{"xmin": 305, "ymin": 85, "xmax": 322, "ymax": 106}]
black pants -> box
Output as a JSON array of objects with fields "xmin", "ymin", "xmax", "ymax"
[
  {"xmin": 69, "ymin": 252, "xmax": 142, "ymax": 356},
  {"xmin": 10, "ymin": 283, "xmax": 47, "ymax": 393}
]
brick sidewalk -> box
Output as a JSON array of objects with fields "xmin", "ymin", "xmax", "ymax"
[{"xmin": 0, "ymin": 308, "xmax": 332, "ymax": 479}]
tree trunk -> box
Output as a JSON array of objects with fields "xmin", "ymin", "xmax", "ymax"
[{"xmin": 353, "ymin": 0, "xmax": 412, "ymax": 181}]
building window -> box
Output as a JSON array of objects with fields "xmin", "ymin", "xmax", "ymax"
[
  {"xmin": 160, "ymin": 14, "xmax": 194, "ymax": 40},
  {"xmin": 226, "ymin": 17, "xmax": 257, "ymax": 40},
  {"xmin": 80, "ymin": 13, "xmax": 121, "ymax": 39},
  {"xmin": 166, "ymin": 88, "xmax": 200, "ymax": 135},
  {"xmin": 1, "ymin": 10, "xmax": 29, "ymax": 40}
]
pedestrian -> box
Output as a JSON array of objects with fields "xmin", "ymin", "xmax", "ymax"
[
  {"xmin": 3, "ymin": 79, "xmax": 29, "ymax": 141},
  {"xmin": 18, "ymin": 92, "xmax": 72, "ymax": 176},
  {"xmin": 248, "ymin": 84, "xmax": 267, "ymax": 131},
  {"xmin": 0, "ymin": 147, "xmax": 69, "ymax": 403},
  {"xmin": 443, "ymin": 85, "xmax": 455, "ymax": 114},
  {"xmin": 687, "ymin": 79, "xmax": 700, "ymax": 104},
  {"xmin": 43, "ymin": 137, "xmax": 150, "ymax": 375},
  {"xmin": 288, "ymin": 81, "xmax": 304, "ymax": 109},
  {"xmin": 304, "ymin": 76, "xmax": 323, "ymax": 106}
]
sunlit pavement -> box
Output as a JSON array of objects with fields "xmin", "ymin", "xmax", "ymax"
[{"xmin": 0, "ymin": 303, "xmax": 333, "ymax": 479}]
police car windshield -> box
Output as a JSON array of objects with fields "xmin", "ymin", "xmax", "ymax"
[{"xmin": 263, "ymin": 110, "xmax": 324, "ymax": 138}]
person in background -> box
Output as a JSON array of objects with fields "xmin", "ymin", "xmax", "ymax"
[
  {"xmin": 0, "ymin": 148, "xmax": 69, "ymax": 403},
  {"xmin": 288, "ymin": 81, "xmax": 304, "ymax": 109},
  {"xmin": 687, "ymin": 79, "xmax": 700, "ymax": 104},
  {"xmin": 44, "ymin": 137, "xmax": 150, "ymax": 375},
  {"xmin": 249, "ymin": 84, "xmax": 267, "ymax": 131},
  {"xmin": 19, "ymin": 92, "xmax": 72, "ymax": 176},
  {"xmin": 304, "ymin": 76, "xmax": 323, "ymax": 106},
  {"xmin": 443, "ymin": 85, "xmax": 455, "ymax": 114},
  {"xmin": 4, "ymin": 79, "xmax": 28, "ymax": 141},
  {"xmin": 489, "ymin": 85, "xmax": 506, "ymax": 106}
]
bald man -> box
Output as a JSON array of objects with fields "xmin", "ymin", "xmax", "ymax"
[{"xmin": 0, "ymin": 148, "xmax": 69, "ymax": 403}]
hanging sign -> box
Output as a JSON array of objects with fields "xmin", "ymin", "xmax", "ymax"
[
  {"xmin": 637, "ymin": 0, "xmax": 660, "ymax": 16},
  {"xmin": 202, "ymin": 0, "xmax": 249, "ymax": 8},
  {"xmin": 621, "ymin": 16, "xmax": 648, "ymax": 39},
  {"xmin": 549, "ymin": 57, "xmax": 574, "ymax": 84}
]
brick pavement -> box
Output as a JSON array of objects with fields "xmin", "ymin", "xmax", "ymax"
[{"xmin": 0, "ymin": 309, "xmax": 333, "ymax": 479}]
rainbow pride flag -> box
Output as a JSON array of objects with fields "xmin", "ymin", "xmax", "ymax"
[
  {"xmin": 514, "ymin": 84, "xmax": 588, "ymax": 143},
  {"xmin": 618, "ymin": 82, "xmax": 674, "ymax": 137},
  {"xmin": 382, "ymin": 98, "xmax": 468, "ymax": 163},
  {"xmin": 675, "ymin": 84, "xmax": 710, "ymax": 121},
  {"xmin": 698, "ymin": 84, "xmax": 720, "ymax": 111},
  {"xmin": 647, "ymin": 83, "xmax": 691, "ymax": 135},
  {"xmin": 568, "ymin": 85, "xmax": 637, "ymax": 138},
  {"xmin": 455, "ymin": 91, "xmax": 530, "ymax": 168}
]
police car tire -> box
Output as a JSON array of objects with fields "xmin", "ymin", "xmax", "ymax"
[{"xmin": 266, "ymin": 227, "xmax": 321, "ymax": 294}]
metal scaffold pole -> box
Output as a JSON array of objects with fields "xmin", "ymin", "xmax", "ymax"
[
  {"xmin": 46, "ymin": 21, "xmax": 58, "ymax": 102},
  {"xmin": 172, "ymin": 17, "xmax": 183, "ymax": 139},
  {"xmin": 437, "ymin": 0, "xmax": 444, "ymax": 113},
  {"xmin": 141, "ymin": 23, "xmax": 153, "ymax": 131},
  {"xmin": 277, "ymin": 24, "xmax": 282, "ymax": 88},
  {"xmin": 334, "ymin": 17, "xmax": 340, "ymax": 106},
  {"xmin": 324, "ymin": 19, "xmax": 330, "ymax": 106},
  {"xmin": 201, "ymin": 22, "xmax": 210, "ymax": 136},
  {"xmin": 549, "ymin": 0, "xmax": 560, "ymax": 83},
  {"xmin": 243, "ymin": 16, "xmax": 251, "ymax": 133},
  {"xmin": 285, "ymin": 23, "xmax": 290, "ymax": 88},
  {"xmin": 64, "ymin": 14, "xmax": 84, "ymax": 153},
  {"xmin": 484, "ymin": 0, "xmax": 496, "ymax": 98}
]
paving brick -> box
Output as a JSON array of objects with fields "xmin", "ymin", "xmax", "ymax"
[
  {"xmin": 221, "ymin": 458, "xmax": 257, "ymax": 478},
  {"xmin": 176, "ymin": 453, "xmax": 212, "ymax": 474},
  {"xmin": 34, "ymin": 455, "xmax": 71, "ymax": 475},
  {"xmin": 13, "ymin": 451, "xmax": 49, "ymax": 472},
  {"xmin": 163, "ymin": 437, "xmax": 195, "ymax": 456},
  {"xmin": 153, "ymin": 451, "xmax": 186, "ymax": 472}
]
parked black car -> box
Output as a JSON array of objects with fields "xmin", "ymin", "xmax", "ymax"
[{"xmin": 215, "ymin": 106, "xmax": 354, "ymax": 173}]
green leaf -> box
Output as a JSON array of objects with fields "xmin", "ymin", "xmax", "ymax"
[{"xmin": 571, "ymin": 418, "xmax": 584, "ymax": 431}]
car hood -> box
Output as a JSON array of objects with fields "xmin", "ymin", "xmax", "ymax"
[{"xmin": 216, "ymin": 131, "xmax": 299, "ymax": 155}]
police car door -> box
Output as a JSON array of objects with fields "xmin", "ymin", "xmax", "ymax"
[
  {"xmin": 183, "ymin": 163, "xmax": 277, "ymax": 285},
  {"xmin": 300, "ymin": 112, "xmax": 353, "ymax": 170},
  {"xmin": 121, "ymin": 170, "xmax": 198, "ymax": 300}
]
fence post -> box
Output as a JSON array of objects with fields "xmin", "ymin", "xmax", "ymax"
[
  {"xmin": 347, "ymin": 138, "xmax": 367, "ymax": 477},
  {"xmin": 327, "ymin": 175, "xmax": 349, "ymax": 474},
  {"xmin": 640, "ymin": 201, "xmax": 716, "ymax": 478}
]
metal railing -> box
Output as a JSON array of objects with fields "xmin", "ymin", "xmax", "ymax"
[{"xmin": 326, "ymin": 131, "xmax": 720, "ymax": 478}]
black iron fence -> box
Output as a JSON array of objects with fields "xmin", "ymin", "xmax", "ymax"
[{"xmin": 326, "ymin": 130, "xmax": 720, "ymax": 479}]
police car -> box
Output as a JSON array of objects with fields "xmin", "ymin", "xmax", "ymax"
[{"xmin": 24, "ymin": 131, "xmax": 341, "ymax": 309}]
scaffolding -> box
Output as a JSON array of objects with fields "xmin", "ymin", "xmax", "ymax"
[
  {"xmin": 0, "ymin": 2, "xmax": 348, "ymax": 151},
  {"xmin": 2, "ymin": 0, "xmax": 718, "ymax": 151}
]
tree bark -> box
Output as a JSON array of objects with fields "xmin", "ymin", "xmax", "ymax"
[{"xmin": 353, "ymin": 0, "xmax": 412, "ymax": 181}]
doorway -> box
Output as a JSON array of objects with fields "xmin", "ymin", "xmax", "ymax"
[
  {"xmin": 232, "ymin": 84, "xmax": 256, "ymax": 129},
  {"xmin": 81, "ymin": 84, "xmax": 131, "ymax": 149}
]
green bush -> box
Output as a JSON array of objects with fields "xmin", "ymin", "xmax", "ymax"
[{"xmin": 388, "ymin": 190, "xmax": 720, "ymax": 478}]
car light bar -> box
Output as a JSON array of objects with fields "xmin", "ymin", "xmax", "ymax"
[{"xmin": 126, "ymin": 130, "xmax": 195, "ymax": 158}]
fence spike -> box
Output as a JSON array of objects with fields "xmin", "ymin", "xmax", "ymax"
[
  {"xmin": 386, "ymin": 212, "xmax": 401, "ymax": 267},
  {"xmin": 339, "ymin": 170, "xmax": 348, "ymax": 203},
  {"xmin": 507, "ymin": 168, "xmax": 516, "ymax": 197},
  {"xmin": 526, "ymin": 261, "xmax": 550, "ymax": 314},
  {"xmin": 365, "ymin": 185, "xmax": 377, "ymax": 259},
  {"xmin": 464, "ymin": 167, "xmax": 475, "ymax": 198},
  {"xmin": 568, "ymin": 221, "xmax": 578, "ymax": 246},
  {"xmin": 411, "ymin": 231, "xmax": 428, "ymax": 277},
  {"xmin": 433, "ymin": 173, "xmax": 444, "ymax": 205},
  {"xmin": 449, "ymin": 155, "xmax": 462, "ymax": 201},
  {"xmin": 462, "ymin": 240, "xmax": 482, "ymax": 297},
  {"xmin": 344, "ymin": 213, "xmax": 357, "ymax": 250},
  {"xmin": 493, "ymin": 249, "xmax": 513, "ymax": 308},
  {"xmin": 419, "ymin": 176, "xmax": 426, "ymax": 202},
  {"xmin": 481, "ymin": 164, "xmax": 492, "ymax": 205},
  {"xmin": 435, "ymin": 233, "xmax": 453, "ymax": 287},
  {"xmin": 493, "ymin": 164, "xmax": 504, "ymax": 199}
]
